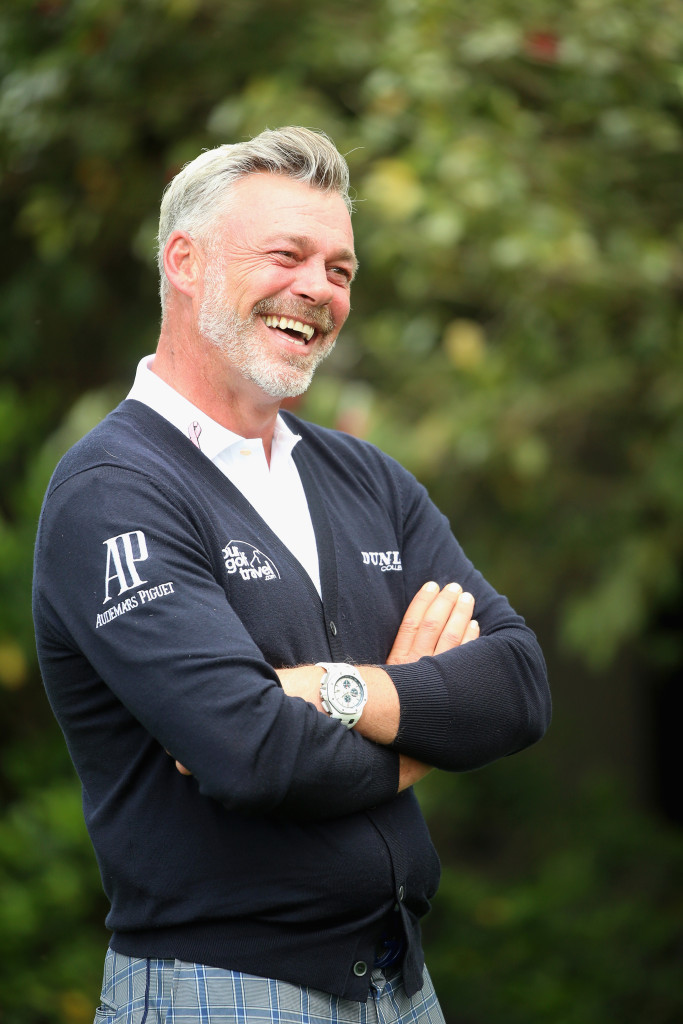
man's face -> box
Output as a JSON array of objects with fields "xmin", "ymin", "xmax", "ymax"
[{"xmin": 196, "ymin": 172, "xmax": 356, "ymax": 400}]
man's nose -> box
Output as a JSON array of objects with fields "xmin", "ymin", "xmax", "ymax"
[{"xmin": 291, "ymin": 259, "xmax": 334, "ymax": 306}]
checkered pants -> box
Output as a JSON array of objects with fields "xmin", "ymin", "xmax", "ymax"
[{"xmin": 94, "ymin": 949, "xmax": 446, "ymax": 1024}]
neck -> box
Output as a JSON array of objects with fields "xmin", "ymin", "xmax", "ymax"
[{"xmin": 153, "ymin": 320, "xmax": 281, "ymax": 461}]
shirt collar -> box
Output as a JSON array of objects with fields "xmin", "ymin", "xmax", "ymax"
[{"xmin": 126, "ymin": 354, "xmax": 300, "ymax": 462}]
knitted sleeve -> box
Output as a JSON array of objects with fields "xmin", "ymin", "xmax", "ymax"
[
  {"xmin": 33, "ymin": 463, "xmax": 399, "ymax": 819},
  {"xmin": 380, "ymin": 458, "xmax": 551, "ymax": 771}
]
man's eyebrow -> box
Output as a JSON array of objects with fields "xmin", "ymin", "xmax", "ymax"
[{"xmin": 268, "ymin": 234, "xmax": 359, "ymax": 277}]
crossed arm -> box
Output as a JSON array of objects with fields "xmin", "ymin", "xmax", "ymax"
[
  {"xmin": 278, "ymin": 580, "xmax": 479, "ymax": 791},
  {"xmin": 173, "ymin": 580, "xmax": 479, "ymax": 792}
]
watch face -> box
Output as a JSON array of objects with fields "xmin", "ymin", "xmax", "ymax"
[{"xmin": 329, "ymin": 673, "xmax": 365, "ymax": 713}]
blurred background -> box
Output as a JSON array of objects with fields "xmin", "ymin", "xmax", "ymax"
[{"xmin": 1, "ymin": 0, "xmax": 682, "ymax": 1021}]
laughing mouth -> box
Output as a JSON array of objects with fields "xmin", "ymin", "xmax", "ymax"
[{"xmin": 261, "ymin": 315, "xmax": 317, "ymax": 346}]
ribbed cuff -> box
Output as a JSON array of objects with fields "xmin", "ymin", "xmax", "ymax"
[{"xmin": 383, "ymin": 659, "xmax": 451, "ymax": 763}]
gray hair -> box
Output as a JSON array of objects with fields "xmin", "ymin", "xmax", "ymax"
[{"xmin": 157, "ymin": 126, "xmax": 353, "ymax": 310}]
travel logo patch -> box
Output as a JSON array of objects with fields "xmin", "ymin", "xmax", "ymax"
[
  {"xmin": 361, "ymin": 550, "xmax": 403, "ymax": 572},
  {"xmin": 223, "ymin": 541, "xmax": 281, "ymax": 583}
]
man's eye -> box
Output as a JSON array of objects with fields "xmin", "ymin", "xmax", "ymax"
[{"xmin": 330, "ymin": 267, "xmax": 352, "ymax": 282}]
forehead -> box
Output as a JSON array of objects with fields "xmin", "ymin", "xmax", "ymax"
[{"xmin": 217, "ymin": 172, "xmax": 355, "ymax": 260}]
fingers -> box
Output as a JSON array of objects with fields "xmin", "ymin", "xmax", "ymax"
[
  {"xmin": 461, "ymin": 618, "xmax": 480, "ymax": 646},
  {"xmin": 387, "ymin": 580, "xmax": 441, "ymax": 664},
  {"xmin": 408, "ymin": 582, "xmax": 467, "ymax": 660},
  {"xmin": 165, "ymin": 748, "xmax": 193, "ymax": 776},
  {"xmin": 433, "ymin": 592, "xmax": 479, "ymax": 655},
  {"xmin": 387, "ymin": 581, "xmax": 479, "ymax": 665}
]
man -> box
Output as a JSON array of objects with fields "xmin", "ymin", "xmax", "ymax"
[{"xmin": 33, "ymin": 126, "xmax": 550, "ymax": 1023}]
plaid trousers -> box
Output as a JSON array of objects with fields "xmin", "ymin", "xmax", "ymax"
[{"xmin": 94, "ymin": 949, "xmax": 446, "ymax": 1024}]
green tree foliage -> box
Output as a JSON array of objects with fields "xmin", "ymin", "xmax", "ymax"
[
  {"xmin": 422, "ymin": 763, "xmax": 683, "ymax": 1024},
  {"xmin": 1, "ymin": 1, "xmax": 682, "ymax": 1021}
]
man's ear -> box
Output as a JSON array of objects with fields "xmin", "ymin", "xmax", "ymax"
[{"xmin": 163, "ymin": 230, "xmax": 203, "ymax": 298}]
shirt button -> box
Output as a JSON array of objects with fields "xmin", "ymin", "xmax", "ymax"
[
  {"xmin": 329, "ymin": 621, "xmax": 338, "ymax": 636},
  {"xmin": 353, "ymin": 961, "xmax": 368, "ymax": 977}
]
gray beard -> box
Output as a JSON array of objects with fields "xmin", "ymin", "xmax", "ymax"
[{"xmin": 198, "ymin": 280, "xmax": 337, "ymax": 400}]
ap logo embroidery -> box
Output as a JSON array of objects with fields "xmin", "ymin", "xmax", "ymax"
[
  {"xmin": 103, "ymin": 530, "xmax": 149, "ymax": 603},
  {"xmin": 97, "ymin": 529, "xmax": 176, "ymax": 628}
]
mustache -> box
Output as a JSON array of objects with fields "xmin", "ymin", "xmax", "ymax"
[{"xmin": 252, "ymin": 298, "xmax": 336, "ymax": 335}]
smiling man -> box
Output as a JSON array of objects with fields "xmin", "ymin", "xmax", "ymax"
[{"xmin": 33, "ymin": 127, "xmax": 551, "ymax": 1024}]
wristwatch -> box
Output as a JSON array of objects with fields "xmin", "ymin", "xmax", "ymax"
[{"xmin": 316, "ymin": 662, "xmax": 368, "ymax": 728}]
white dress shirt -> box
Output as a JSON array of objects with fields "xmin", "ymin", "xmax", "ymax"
[{"xmin": 127, "ymin": 355, "xmax": 321, "ymax": 596}]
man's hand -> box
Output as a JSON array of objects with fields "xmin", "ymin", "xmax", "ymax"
[
  {"xmin": 277, "ymin": 665, "xmax": 325, "ymax": 710},
  {"xmin": 388, "ymin": 581, "xmax": 479, "ymax": 664},
  {"xmin": 398, "ymin": 754, "xmax": 433, "ymax": 791}
]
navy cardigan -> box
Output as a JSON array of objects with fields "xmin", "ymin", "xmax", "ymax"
[{"xmin": 33, "ymin": 400, "xmax": 550, "ymax": 1000}]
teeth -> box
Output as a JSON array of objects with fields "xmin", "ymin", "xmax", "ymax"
[{"xmin": 263, "ymin": 315, "xmax": 315, "ymax": 343}]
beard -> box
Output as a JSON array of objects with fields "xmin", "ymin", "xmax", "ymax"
[{"xmin": 197, "ymin": 263, "xmax": 338, "ymax": 400}]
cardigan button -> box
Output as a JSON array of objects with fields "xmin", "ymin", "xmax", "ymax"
[
  {"xmin": 353, "ymin": 960, "xmax": 368, "ymax": 977},
  {"xmin": 398, "ymin": 884, "xmax": 405, "ymax": 901},
  {"xmin": 329, "ymin": 620, "xmax": 338, "ymax": 636}
]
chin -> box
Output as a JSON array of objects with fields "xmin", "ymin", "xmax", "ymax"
[
  {"xmin": 247, "ymin": 345, "xmax": 334, "ymax": 400},
  {"xmin": 255, "ymin": 372, "xmax": 315, "ymax": 400}
]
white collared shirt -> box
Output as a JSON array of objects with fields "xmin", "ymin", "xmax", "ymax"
[{"xmin": 127, "ymin": 355, "xmax": 321, "ymax": 596}]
